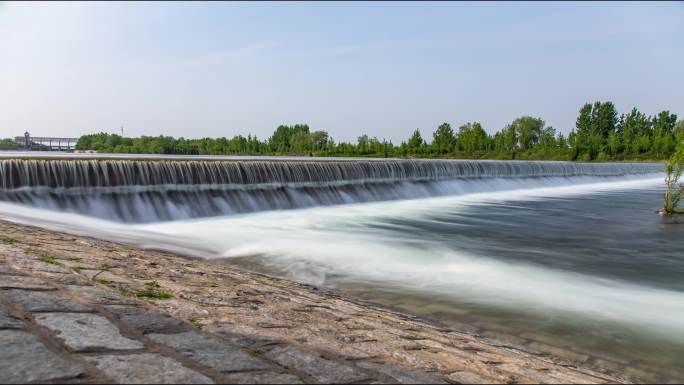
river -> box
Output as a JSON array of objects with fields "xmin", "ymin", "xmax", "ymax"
[{"xmin": 0, "ymin": 154, "xmax": 680, "ymax": 381}]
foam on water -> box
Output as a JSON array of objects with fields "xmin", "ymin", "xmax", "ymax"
[
  {"xmin": 1, "ymin": 174, "xmax": 681, "ymax": 341},
  {"xmin": 0, "ymin": 158, "xmax": 662, "ymax": 222}
]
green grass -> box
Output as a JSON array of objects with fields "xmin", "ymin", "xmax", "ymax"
[
  {"xmin": 136, "ymin": 288, "xmax": 172, "ymax": 299},
  {"xmin": 96, "ymin": 279, "xmax": 112, "ymax": 285},
  {"xmin": 71, "ymin": 266, "xmax": 83, "ymax": 273},
  {"xmin": 39, "ymin": 254, "xmax": 58, "ymax": 265},
  {"xmin": 1, "ymin": 236, "xmax": 16, "ymax": 245},
  {"xmin": 136, "ymin": 284, "xmax": 172, "ymax": 300}
]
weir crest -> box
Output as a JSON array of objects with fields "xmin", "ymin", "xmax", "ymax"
[{"xmin": 0, "ymin": 158, "xmax": 662, "ymax": 222}]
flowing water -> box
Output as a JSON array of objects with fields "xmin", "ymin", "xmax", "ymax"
[{"xmin": 0, "ymin": 154, "xmax": 681, "ymax": 382}]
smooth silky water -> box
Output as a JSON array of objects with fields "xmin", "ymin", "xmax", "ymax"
[{"xmin": 0, "ymin": 154, "xmax": 681, "ymax": 382}]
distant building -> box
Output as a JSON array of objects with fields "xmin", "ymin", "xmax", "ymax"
[{"xmin": 14, "ymin": 132, "xmax": 78, "ymax": 151}]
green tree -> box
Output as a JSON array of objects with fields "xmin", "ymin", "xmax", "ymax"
[
  {"xmin": 457, "ymin": 122, "xmax": 489, "ymax": 153},
  {"xmin": 503, "ymin": 124, "xmax": 518, "ymax": 152},
  {"xmin": 357, "ymin": 134, "xmax": 370, "ymax": 154},
  {"xmin": 73, "ymin": 101, "xmax": 679, "ymax": 161},
  {"xmin": 407, "ymin": 129, "xmax": 424, "ymax": 154},
  {"xmin": 310, "ymin": 131, "xmax": 329, "ymax": 151},
  {"xmin": 510, "ymin": 117, "xmax": 544, "ymax": 150},
  {"xmin": 676, "ymin": 120, "xmax": 684, "ymax": 142},
  {"xmin": 0, "ymin": 139, "xmax": 20, "ymax": 149},
  {"xmin": 663, "ymin": 141, "xmax": 684, "ymax": 215},
  {"xmin": 538, "ymin": 126, "xmax": 557, "ymax": 152},
  {"xmin": 592, "ymin": 101, "xmax": 618, "ymax": 140},
  {"xmin": 268, "ymin": 124, "xmax": 310, "ymax": 152},
  {"xmin": 652, "ymin": 111, "xmax": 678, "ymax": 159},
  {"xmin": 619, "ymin": 108, "xmax": 651, "ymax": 155},
  {"xmin": 573, "ymin": 103, "xmax": 593, "ymax": 159},
  {"xmin": 607, "ymin": 131, "xmax": 622, "ymax": 156},
  {"xmin": 432, "ymin": 123, "xmax": 455, "ymax": 154}
]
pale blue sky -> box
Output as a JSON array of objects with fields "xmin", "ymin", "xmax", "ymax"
[{"xmin": 1, "ymin": 1, "xmax": 682, "ymax": 142}]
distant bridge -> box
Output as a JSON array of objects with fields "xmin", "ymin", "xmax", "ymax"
[{"xmin": 14, "ymin": 132, "xmax": 78, "ymax": 151}]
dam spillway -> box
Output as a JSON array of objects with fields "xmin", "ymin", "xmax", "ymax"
[
  {"xmin": 0, "ymin": 155, "xmax": 681, "ymax": 382},
  {"xmin": 0, "ymin": 156, "xmax": 663, "ymax": 222}
]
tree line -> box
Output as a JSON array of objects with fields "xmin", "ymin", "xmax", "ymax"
[
  {"xmin": 0, "ymin": 139, "xmax": 21, "ymax": 150},
  {"xmin": 74, "ymin": 101, "xmax": 683, "ymax": 161}
]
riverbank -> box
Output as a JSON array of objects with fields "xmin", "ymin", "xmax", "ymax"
[{"xmin": 0, "ymin": 219, "xmax": 633, "ymax": 384}]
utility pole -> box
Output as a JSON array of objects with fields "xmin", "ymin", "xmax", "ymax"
[{"xmin": 121, "ymin": 126, "xmax": 124, "ymax": 137}]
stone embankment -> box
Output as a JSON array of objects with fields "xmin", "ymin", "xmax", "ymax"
[{"xmin": 0, "ymin": 220, "xmax": 624, "ymax": 384}]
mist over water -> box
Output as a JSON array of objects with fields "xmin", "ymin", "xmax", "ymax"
[{"xmin": 0, "ymin": 156, "xmax": 681, "ymax": 381}]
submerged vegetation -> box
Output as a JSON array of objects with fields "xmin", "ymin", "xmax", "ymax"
[
  {"xmin": 662, "ymin": 142, "xmax": 684, "ymax": 217},
  {"xmin": 76, "ymin": 101, "xmax": 682, "ymax": 161}
]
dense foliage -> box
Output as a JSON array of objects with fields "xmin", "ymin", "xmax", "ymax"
[
  {"xmin": 663, "ymin": 141, "xmax": 684, "ymax": 215},
  {"xmin": 0, "ymin": 139, "xmax": 21, "ymax": 150},
  {"xmin": 76, "ymin": 101, "xmax": 683, "ymax": 161}
]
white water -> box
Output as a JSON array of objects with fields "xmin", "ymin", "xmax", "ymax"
[
  {"xmin": 2, "ymin": 173, "xmax": 682, "ymax": 341},
  {"xmin": 0, "ymin": 158, "xmax": 662, "ymax": 222}
]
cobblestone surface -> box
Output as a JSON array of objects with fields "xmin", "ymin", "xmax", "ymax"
[
  {"xmin": 150, "ymin": 331, "xmax": 270, "ymax": 372},
  {"xmin": 0, "ymin": 275, "xmax": 55, "ymax": 290},
  {"xmin": 263, "ymin": 345, "xmax": 371, "ymax": 384},
  {"xmin": 0, "ymin": 330, "xmax": 85, "ymax": 383},
  {"xmin": 0, "ymin": 301, "xmax": 24, "ymax": 329},
  {"xmin": 0, "ymin": 221, "xmax": 630, "ymax": 384},
  {"xmin": 2, "ymin": 289, "xmax": 92, "ymax": 312},
  {"xmin": 35, "ymin": 313, "xmax": 145, "ymax": 352},
  {"xmin": 221, "ymin": 371, "xmax": 304, "ymax": 384},
  {"xmin": 84, "ymin": 354, "xmax": 214, "ymax": 384},
  {"xmin": 104, "ymin": 305, "xmax": 187, "ymax": 334}
]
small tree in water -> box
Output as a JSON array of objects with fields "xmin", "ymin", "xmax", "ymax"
[{"xmin": 662, "ymin": 141, "xmax": 684, "ymax": 217}]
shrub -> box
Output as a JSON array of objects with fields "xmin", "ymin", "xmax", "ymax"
[{"xmin": 662, "ymin": 142, "xmax": 684, "ymax": 216}]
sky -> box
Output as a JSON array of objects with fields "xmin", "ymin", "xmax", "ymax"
[{"xmin": 0, "ymin": 1, "xmax": 682, "ymax": 143}]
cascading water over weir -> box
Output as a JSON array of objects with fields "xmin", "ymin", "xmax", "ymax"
[
  {"xmin": 0, "ymin": 157, "xmax": 663, "ymax": 223},
  {"xmin": 0, "ymin": 156, "xmax": 682, "ymax": 382}
]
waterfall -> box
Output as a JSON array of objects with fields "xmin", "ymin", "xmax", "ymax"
[{"xmin": 0, "ymin": 158, "xmax": 662, "ymax": 222}]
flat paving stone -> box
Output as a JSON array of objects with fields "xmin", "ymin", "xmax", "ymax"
[
  {"xmin": 0, "ymin": 275, "xmax": 55, "ymax": 290},
  {"xmin": 80, "ymin": 269, "xmax": 134, "ymax": 284},
  {"xmin": 64, "ymin": 286, "xmax": 138, "ymax": 305},
  {"xmin": 1, "ymin": 289, "xmax": 92, "ymax": 312},
  {"xmin": 104, "ymin": 305, "xmax": 187, "ymax": 334},
  {"xmin": 222, "ymin": 371, "xmax": 304, "ymax": 384},
  {"xmin": 0, "ymin": 265, "xmax": 27, "ymax": 275},
  {"xmin": 149, "ymin": 331, "xmax": 269, "ymax": 372},
  {"xmin": 0, "ymin": 302, "xmax": 24, "ymax": 329},
  {"xmin": 84, "ymin": 353, "xmax": 214, "ymax": 384},
  {"xmin": 46, "ymin": 272, "xmax": 94, "ymax": 286},
  {"xmin": 35, "ymin": 313, "xmax": 144, "ymax": 352},
  {"xmin": 209, "ymin": 324, "xmax": 282, "ymax": 348},
  {"xmin": 445, "ymin": 370, "xmax": 494, "ymax": 384},
  {"xmin": 357, "ymin": 361, "xmax": 447, "ymax": 384},
  {"xmin": 10, "ymin": 257, "xmax": 72, "ymax": 273},
  {"xmin": 0, "ymin": 329, "xmax": 85, "ymax": 383},
  {"xmin": 262, "ymin": 346, "xmax": 370, "ymax": 384}
]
